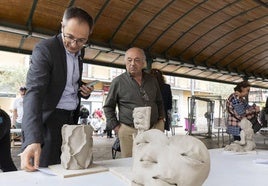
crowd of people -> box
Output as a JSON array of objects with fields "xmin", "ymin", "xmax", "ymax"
[
  {"xmin": 78, "ymin": 106, "xmax": 113, "ymax": 138},
  {"xmin": 1, "ymin": 6, "xmax": 268, "ymax": 174}
]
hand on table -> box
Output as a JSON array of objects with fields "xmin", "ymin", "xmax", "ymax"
[{"xmin": 20, "ymin": 143, "xmax": 41, "ymax": 172}]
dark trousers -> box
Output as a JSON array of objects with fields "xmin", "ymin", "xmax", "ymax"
[
  {"xmin": 233, "ymin": 135, "xmax": 241, "ymax": 141},
  {"xmin": 39, "ymin": 109, "xmax": 74, "ymax": 167},
  {"xmin": 107, "ymin": 130, "xmax": 113, "ymax": 138},
  {"xmin": 0, "ymin": 132, "xmax": 17, "ymax": 172}
]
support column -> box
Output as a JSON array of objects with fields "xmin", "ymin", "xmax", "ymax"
[{"xmin": 144, "ymin": 51, "xmax": 153, "ymax": 71}]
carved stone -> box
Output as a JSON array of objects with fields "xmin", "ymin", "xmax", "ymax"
[
  {"xmin": 61, "ymin": 124, "xmax": 94, "ymax": 170},
  {"xmin": 224, "ymin": 118, "xmax": 256, "ymax": 152},
  {"xmin": 132, "ymin": 129, "xmax": 210, "ymax": 186},
  {"xmin": 133, "ymin": 106, "xmax": 151, "ymax": 133}
]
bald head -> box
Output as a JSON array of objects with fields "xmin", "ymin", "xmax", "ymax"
[{"xmin": 124, "ymin": 47, "xmax": 146, "ymax": 76}]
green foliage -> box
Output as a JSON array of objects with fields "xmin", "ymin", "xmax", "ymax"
[
  {"xmin": 209, "ymin": 82, "xmax": 233, "ymax": 99},
  {"xmin": 0, "ymin": 67, "xmax": 28, "ymax": 93}
]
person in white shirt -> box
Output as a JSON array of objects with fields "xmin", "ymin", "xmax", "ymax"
[
  {"xmin": 90, "ymin": 112, "xmax": 105, "ymax": 135},
  {"xmin": 12, "ymin": 87, "xmax": 26, "ymax": 129}
]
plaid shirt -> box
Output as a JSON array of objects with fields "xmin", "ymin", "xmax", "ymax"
[{"xmin": 226, "ymin": 93, "xmax": 257, "ymax": 135}]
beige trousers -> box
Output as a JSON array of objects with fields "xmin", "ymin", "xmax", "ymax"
[
  {"xmin": 152, "ymin": 119, "xmax": 165, "ymax": 132},
  {"xmin": 118, "ymin": 124, "xmax": 137, "ymax": 158},
  {"xmin": 118, "ymin": 120, "xmax": 164, "ymax": 158}
]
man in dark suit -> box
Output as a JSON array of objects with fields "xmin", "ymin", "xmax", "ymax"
[{"xmin": 20, "ymin": 7, "xmax": 94, "ymax": 171}]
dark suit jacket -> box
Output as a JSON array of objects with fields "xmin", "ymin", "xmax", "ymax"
[{"xmin": 21, "ymin": 34, "xmax": 87, "ymax": 150}]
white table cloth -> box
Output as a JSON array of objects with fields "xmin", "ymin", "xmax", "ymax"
[{"xmin": 1, "ymin": 149, "xmax": 268, "ymax": 186}]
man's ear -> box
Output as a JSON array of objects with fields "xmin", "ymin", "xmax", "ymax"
[{"xmin": 61, "ymin": 22, "xmax": 64, "ymax": 32}]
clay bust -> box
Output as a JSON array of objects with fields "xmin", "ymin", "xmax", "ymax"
[
  {"xmin": 132, "ymin": 129, "xmax": 210, "ymax": 186},
  {"xmin": 61, "ymin": 124, "xmax": 94, "ymax": 169},
  {"xmin": 133, "ymin": 106, "xmax": 151, "ymax": 133},
  {"xmin": 224, "ymin": 118, "xmax": 256, "ymax": 152}
]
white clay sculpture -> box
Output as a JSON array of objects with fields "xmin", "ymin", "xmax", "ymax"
[
  {"xmin": 224, "ymin": 118, "xmax": 256, "ymax": 152},
  {"xmin": 61, "ymin": 124, "xmax": 94, "ymax": 170},
  {"xmin": 132, "ymin": 129, "xmax": 210, "ymax": 186}
]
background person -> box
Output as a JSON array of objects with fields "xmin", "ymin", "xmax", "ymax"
[
  {"xmin": 20, "ymin": 7, "xmax": 94, "ymax": 171},
  {"xmin": 78, "ymin": 105, "xmax": 90, "ymax": 124},
  {"xmin": 0, "ymin": 108, "xmax": 17, "ymax": 172},
  {"xmin": 90, "ymin": 112, "xmax": 104, "ymax": 135},
  {"xmin": 260, "ymin": 97, "xmax": 268, "ymax": 128},
  {"xmin": 94, "ymin": 108, "xmax": 103, "ymax": 118},
  {"xmin": 12, "ymin": 86, "xmax": 26, "ymax": 129},
  {"xmin": 104, "ymin": 125, "xmax": 113, "ymax": 138},
  {"xmin": 103, "ymin": 47, "xmax": 164, "ymax": 158},
  {"xmin": 226, "ymin": 81, "xmax": 260, "ymax": 141},
  {"xmin": 150, "ymin": 69, "xmax": 173, "ymax": 132}
]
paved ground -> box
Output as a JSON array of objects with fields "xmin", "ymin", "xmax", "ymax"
[{"xmin": 8, "ymin": 127, "xmax": 268, "ymax": 171}]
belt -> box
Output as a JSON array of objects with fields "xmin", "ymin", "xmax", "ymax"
[
  {"xmin": 121, "ymin": 123, "xmax": 134, "ymax": 128},
  {"xmin": 55, "ymin": 108, "xmax": 75, "ymax": 117}
]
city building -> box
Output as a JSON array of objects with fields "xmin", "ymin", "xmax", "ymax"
[{"xmin": 0, "ymin": 51, "xmax": 267, "ymax": 130}]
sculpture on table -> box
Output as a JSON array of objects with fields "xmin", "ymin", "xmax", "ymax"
[
  {"xmin": 132, "ymin": 129, "xmax": 210, "ymax": 186},
  {"xmin": 61, "ymin": 124, "xmax": 94, "ymax": 169},
  {"xmin": 224, "ymin": 118, "xmax": 256, "ymax": 152},
  {"xmin": 133, "ymin": 106, "xmax": 151, "ymax": 133}
]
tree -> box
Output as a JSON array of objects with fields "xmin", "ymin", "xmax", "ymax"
[
  {"xmin": 0, "ymin": 66, "xmax": 28, "ymax": 93},
  {"xmin": 209, "ymin": 82, "xmax": 233, "ymax": 99}
]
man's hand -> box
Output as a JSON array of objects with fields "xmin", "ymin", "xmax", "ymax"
[
  {"xmin": 80, "ymin": 84, "xmax": 94, "ymax": 97},
  {"xmin": 113, "ymin": 125, "xmax": 121, "ymax": 135},
  {"xmin": 20, "ymin": 143, "xmax": 41, "ymax": 172},
  {"xmin": 255, "ymin": 106, "xmax": 260, "ymax": 113}
]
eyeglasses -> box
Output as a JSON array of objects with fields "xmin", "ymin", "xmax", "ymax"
[
  {"xmin": 63, "ymin": 33, "xmax": 88, "ymax": 46},
  {"xmin": 140, "ymin": 87, "xmax": 149, "ymax": 102}
]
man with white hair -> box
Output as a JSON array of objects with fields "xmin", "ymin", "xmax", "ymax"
[{"xmin": 103, "ymin": 47, "xmax": 164, "ymax": 158}]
